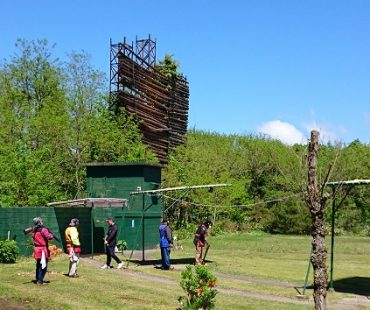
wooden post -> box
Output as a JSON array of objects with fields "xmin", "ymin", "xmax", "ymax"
[{"xmin": 307, "ymin": 130, "xmax": 328, "ymax": 310}]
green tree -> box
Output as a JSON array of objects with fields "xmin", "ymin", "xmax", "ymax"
[
  {"xmin": 64, "ymin": 51, "xmax": 158, "ymax": 197},
  {"xmin": 0, "ymin": 40, "xmax": 158, "ymax": 206},
  {"xmin": 165, "ymin": 130, "xmax": 370, "ymax": 235},
  {"xmin": 164, "ymin": 130, "xmax": 310, "ymax": 233},
  {"xmin": 0, "ymin": 39, "xmax": 71, "ymax": 206},
  {"xmin": 178, "ymin": 265, "xmax": 217, "ymax": 310},
  {"xmin": 155, "ymin": 54, "xmax": 181, "ymax": 80},
  {"xmin": 64, "ymin": 51, "xmax": 107, "ymax": 196}
]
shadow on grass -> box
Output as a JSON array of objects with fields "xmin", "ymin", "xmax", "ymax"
[
  {"xmin": 332, "ymin": 277, "xmax": 370, "ymax": 296},
  {"xmin": 129, "ymin": 258, "xmax": 213, "ymax": 266},
  {"xmin": 295, "ymin": 277, "xmax": 370, "ymax": 297}
]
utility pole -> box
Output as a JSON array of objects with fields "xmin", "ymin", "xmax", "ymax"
[{"xmin": 307, "ymin": 130, "xmax": 328, "ymax": 310}]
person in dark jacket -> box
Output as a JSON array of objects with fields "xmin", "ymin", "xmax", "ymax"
[
  {"xmin": 101, "ymin": 218, "xmax": 123, "ymax": 269},
  {"xmin": 159, "ymin": 218, "xmax": 173, "ymax": 270},
  {"xmin": 31, "ymin": 217, "xmax": 54, "ymax": 285},
  {"xmin": 193, "ymin": 220, "xmax": 212, "ymax": 265}
]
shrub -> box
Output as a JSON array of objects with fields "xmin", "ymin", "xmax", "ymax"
[
  {"xmin": 178, "ymin": 265, "xmax": 217, "ymax": 310},
  {"xmin": 213, "ymin": 219, "xmax": 235, "ymax": 234},
  {"xmin": 116, "ymin": 240, "xmax": 128, "ymax": 254},
  {"xmin": 0, "ymin": 240, "xmax": 19, "ymax": 263},
  {"xmin": 174, "ymin": 223, "xmax": 198, "ymax": 240},
  {"xmin": 266, "ymin": 202, "xmax": 310, "ymax": 234}
]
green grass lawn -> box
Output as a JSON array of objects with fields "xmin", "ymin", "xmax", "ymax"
[{"xmin": 1, "ymin": 233, "xmax": 369, "ymax": 309}]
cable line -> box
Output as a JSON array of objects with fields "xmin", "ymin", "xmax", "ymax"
[{"xmin": 161, "ymin": 192, "xmax": 304, "ymax": 210}]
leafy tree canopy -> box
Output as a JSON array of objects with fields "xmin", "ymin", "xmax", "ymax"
[
  {"xmin": 0, "ymin": 39, "xmax": 157, "ymax": 206},
  {"xmin": 163, "ymin": 130, "xmax": 370, "ymax": 235}
]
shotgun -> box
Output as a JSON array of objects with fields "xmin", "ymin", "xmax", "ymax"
[{"xmin": 23, "ymin": 226, "xmax": 61, "ymax": 242}]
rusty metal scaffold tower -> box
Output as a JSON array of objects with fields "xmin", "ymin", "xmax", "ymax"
[{"xmin": 109, "ymin": 35, "xmax": 189, "ymax": 165}]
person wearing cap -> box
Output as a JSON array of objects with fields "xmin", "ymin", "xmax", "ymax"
[
  {"xmin": 159, "ymin": 218, "xmax": 174, "ymax": 270},
  {"xmin": 31, "ymin": 217, "xmax": 54, "ymax": 285},
  {"xmin": 101, "ymin": 218, "xmax": 123, "ymax": 269},
  {"xmin": 193, "ymin": 220, "xmax": 212, "ymax": 265},
  {"xmin": 65, "ymin": 218, "xmax": 81, "ymax": 277}
]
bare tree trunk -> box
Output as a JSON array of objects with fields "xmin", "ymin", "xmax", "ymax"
[{"xmin": 307, "ymin": 130, "xmax": 327, "ymax": 310}]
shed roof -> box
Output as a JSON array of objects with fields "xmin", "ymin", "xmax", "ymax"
[
  {"xmin": 85, "ymin": 162, "xmax": 161, "ymax": 168},
  {"xmin": 47, "ymin": 198, "xmax": 128, "ymax": 208}
]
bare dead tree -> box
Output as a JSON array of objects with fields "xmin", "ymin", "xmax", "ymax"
[{"xmin": 306, "ymin": 130, "xmax": 330, "ymax": 310}]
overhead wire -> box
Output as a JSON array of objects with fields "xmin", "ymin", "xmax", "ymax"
[{"xmin": 160, "ymin": 192, "xmax": 305, "ymax": 210}]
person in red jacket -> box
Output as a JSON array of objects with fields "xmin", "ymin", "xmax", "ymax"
[
  {"xmin": 193, "ymin": 221, "xmax": 212, "ymax": 265},
  {"xmin": 32, "ymin": 217, "xmax": 54, "ymax": 285}
]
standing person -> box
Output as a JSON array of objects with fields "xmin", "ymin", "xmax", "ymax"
[
  {"xmin": 193, "ymin": 220, "xmax": 212, "ymax": 265},
  {"xmin": 101, "ymin": 218, "xmax": 123, "ymax": 269},
  {"xmin": 65, "ymin": 218, "xmax": 81, "ymax": 277},
  {"xmin": 159, "ymin": 218, "xmax": 174, "ymax": 270},
  {"xmin": 32, "ymin": 217, "xmax": 54, "ymax": 285}
]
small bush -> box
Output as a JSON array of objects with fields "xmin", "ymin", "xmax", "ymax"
[
  {"xmin": 208, "ymin": 223, "xmax": 223, "ymax": 236},
  {"xmin": 178, "ymin": 265, "xmax": 217, "ymax": 310},
  {"xmin": 0, "ymin": 240, "xmax": 19, "ymax": 263},
  {"xmin": 116, "ymin": 240, "xmax": 128, "ymax": 253},
  {"xmin": 174, "ymin": 223, "xmax": 198, "ymax": 240},
  {"xmin": 211, "ymin": 219, "xmax": 235, "ymax": 235}
]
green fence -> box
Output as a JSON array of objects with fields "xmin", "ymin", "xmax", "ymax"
[
  {"xmin": 0, "ymin": 204, "xmax": 161, "ymax": 256},
  {"xmin": 0, "ymin": 207, "xmax": 63, "ymax": 256},
  {"xmin": 0, "ymin": 162, "xmax": 162, "ymax": 257}
]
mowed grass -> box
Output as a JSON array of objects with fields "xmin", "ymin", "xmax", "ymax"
[
  {"xmin": 147, "ymin": 233, "xmax": 370, "ymax": 303},
  {"xmin": 0, "ymin": 233, "xmax": 369, "ymax": 309},
  {"xmin": 0, "ymin": 255, "xmax": 180, "ymax": 310},
  {"xmin": 175, "ymin": 233, "xmax": 370, "ymax": 283}
]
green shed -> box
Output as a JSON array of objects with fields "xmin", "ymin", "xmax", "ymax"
[
  {"xmin": 0, "ymin": 162, "xmax": 162, "ymax": 258},
  {"xmin": 85, "ymin": 162, "xmax": 162, "ymax": 257}
]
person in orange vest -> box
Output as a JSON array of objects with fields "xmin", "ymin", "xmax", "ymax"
[
  {"xmin": 65, "ymin": 218, "xmax": 81, "ymax": 277},
  {"xmin": 31, "ymin": 217, "xmax": 54, "ymax": 285},
  {"xmin": 193, "ymin": 221, "xmax": 212, "ymax": 265}
]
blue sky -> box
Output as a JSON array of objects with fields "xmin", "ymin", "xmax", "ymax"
[{"xmin": 1, "ymin": 0, "xmax": 370, "ymax": 145}]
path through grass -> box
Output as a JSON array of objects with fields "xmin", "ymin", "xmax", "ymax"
[{"xmin": 0, "ymin": 233, "xmax": 369, "ymax": 309}]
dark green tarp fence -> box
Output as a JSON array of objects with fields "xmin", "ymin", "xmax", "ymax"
[
  {"xmin": 0, "ymin": 162, "xmax": 162, "ymax": 256},
  {"xmin": 0, "ymin": 204, "xmax": 160, "ymax": 256}
]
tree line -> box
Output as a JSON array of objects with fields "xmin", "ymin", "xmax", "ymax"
[
  {"xmin": 163, "ymin": 130, "xmax": 370, "ymax": 235},
  {"xmin": 1, "ymin": 39, "xmax": 369, "ymax": 236},
  {"xmin": 0, "ymin": 39, "xmax": 157, "ymax": 207}
]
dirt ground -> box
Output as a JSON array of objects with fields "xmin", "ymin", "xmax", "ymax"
[{"xmin": 0, "ymin": 297, "xmax": 28, "ymax": 310}]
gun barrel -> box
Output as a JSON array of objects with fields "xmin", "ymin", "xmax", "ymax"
[{"xmin": 23, "ymin": 227, "xmax": 33, "ymax": 235}]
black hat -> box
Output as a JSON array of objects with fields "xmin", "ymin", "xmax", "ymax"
[{"xmin": 204, "ymin": 221, "xmax": 213, "ymax": 228}]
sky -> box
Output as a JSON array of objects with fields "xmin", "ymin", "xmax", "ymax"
[{"xmin": 1, "ymin": 0, "xmax": 370, "ymax": 145}]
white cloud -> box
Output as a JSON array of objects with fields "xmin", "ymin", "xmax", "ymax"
[
  {"xmin": 257, "ymin": 120, "xmax": 306, "ymax": 145},
  {"xmin": 304, "ymin": 121, "xmax": 347, "ymax": 144},
  {"xmin": 257, "ymin": 118, "xmax": 350, "ymax": 145}
]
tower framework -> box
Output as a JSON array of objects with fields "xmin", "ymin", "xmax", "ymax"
[{"xmin": 110, "ymin": 35, "xmax": 189, "ymax": 165}]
